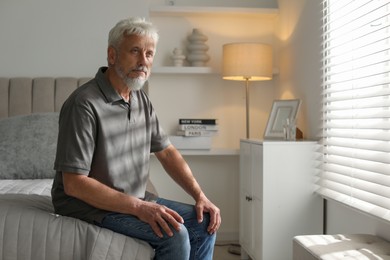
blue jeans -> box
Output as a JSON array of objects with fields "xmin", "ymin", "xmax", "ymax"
[{"xmin": 99, "ymin": 198, "xmax": 216, "ymax": 260}]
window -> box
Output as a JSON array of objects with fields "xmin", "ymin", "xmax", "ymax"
[{"xmin": 319, "ymin": 0, "xmax": 390, "ymax": 222}]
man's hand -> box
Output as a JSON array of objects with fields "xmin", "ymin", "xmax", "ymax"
[
  {"xmin": 195, "ymin": 194, "xmax": 221, "ymax": 235},
  {"xmin": 136, "ymin": 201, "xmax": 184, "ymax": 238},
  {"xmin": 62, "ymin": 172, "xmax": 184, "ymax": 238}
]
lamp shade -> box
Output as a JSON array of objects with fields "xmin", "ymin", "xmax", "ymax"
[{"xmin": 222, "ymin": 43, "xmax": 273, "ymax": 81}]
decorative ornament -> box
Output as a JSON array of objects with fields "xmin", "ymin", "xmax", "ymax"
[
  {"xmin": 171, "ymin": 48, "xmax": 186, "ymax": 67},
  {"xmin": 186, "ymin": 28, "xmax": 210, "ymax": 66}
]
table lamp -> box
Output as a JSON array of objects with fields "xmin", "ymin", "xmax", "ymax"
[{"xmin": 222, "ymin": 43, "xmax": 273, "ymax": 138}]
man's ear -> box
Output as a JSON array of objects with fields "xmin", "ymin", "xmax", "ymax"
[{"xmin": 107, "ymin": 46, "xmax": 117, "ymax": 66}]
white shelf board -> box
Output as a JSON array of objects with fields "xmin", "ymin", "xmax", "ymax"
[
  {"xmin": 179, "ymin": 148, "xmax": 239, "ymax": 156},
  {"xmin": 152, "ymin": 66, "xmax": 279, "ymax": 76},
  {"xmin": 152, "ymin": 66, "xmax": 217, "ymax": 74},
  {"xmin": 151, "ymin": 148, "xmax": 239, "ymax": 156},
  {"xmin": 149, "ymin": 6, "xmax": 279, "ymax": 17}
]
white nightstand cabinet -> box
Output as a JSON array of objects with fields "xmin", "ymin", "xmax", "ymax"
[{"xmin": 239, "ymin": 139, "xmax": 322, "ymax": 260}]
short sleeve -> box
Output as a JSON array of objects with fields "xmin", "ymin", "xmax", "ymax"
[{"xmin": 54, "ymin": 95, "xmax": 96, "ymax": 175}]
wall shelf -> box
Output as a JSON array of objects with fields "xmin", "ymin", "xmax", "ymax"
[
  {"xmin": 152, "ymin": 66, "xmax": 217, "ymax": 74},
  {"xmin": 152, "ymin": 66, "xmax": 279, "ymax": 76},
  {"xmin": 149, "ymin": 6, "xmax": 279, "ymax": 17},
  {"xmin": 179, "ymin": 148, "xmax": 239, "ymax": 156},
  {"xmin": 149, "ymin": 6, "xmax": 279, "ymax": 75},
  {"xmin": 151, "ymin": 148, "xmax": 239, "ymax": 156}
]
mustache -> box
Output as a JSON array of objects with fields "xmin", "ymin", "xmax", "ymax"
[{"xmin": 131, "ymin": 66, "xmax": 148, "ymax": 74}]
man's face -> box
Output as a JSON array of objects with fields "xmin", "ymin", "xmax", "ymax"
[{"xmin": 108, "ymin": 34, "xmax": 156, "ymax": 90}]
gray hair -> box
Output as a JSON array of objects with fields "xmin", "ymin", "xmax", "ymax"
[{"xmin": 108, "ymin": 17, "xmax": 159, "ymax": 49}]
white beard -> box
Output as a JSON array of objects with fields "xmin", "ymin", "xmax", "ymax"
[
  {"xmin": 115, "ymin": 65, "xmax": 147, "ymax": 91},
  {"xmin": 124, "ymin": 77, "xmax": 146, "ymax": 91}
]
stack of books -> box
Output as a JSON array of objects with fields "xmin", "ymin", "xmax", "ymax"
[
  {"xmin": 176, "ymin": 118, "xmax": 218, "ymax": 137},
  {"xmin": 169, "ymin": 118, "xmax": 218, "ymax": 150}
]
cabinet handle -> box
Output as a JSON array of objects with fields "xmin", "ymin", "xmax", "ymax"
[{"xmin": 245, "ymin": 196, "xmax": 253, "ymax": 201}]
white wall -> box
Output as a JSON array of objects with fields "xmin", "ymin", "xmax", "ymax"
[
  {"xmin": 276, "ymin": 0, "xmax": 390, "ymax": 241},
  {"xmin": 275, "ymin": 0, "xmax": 322, "ymax": 139},
  {"xmin": 0, "ymin": 0, "xmax": 149, "ymax": 77}
]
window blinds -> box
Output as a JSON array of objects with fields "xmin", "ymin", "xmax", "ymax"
[{"xmin": 319, "ymin": 0, "xmax": 390, "ymax": 222}]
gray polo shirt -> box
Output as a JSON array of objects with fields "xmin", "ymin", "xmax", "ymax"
[{"xmin": 51, "ymin": 67, "xmax": 170, "ymax": 223}]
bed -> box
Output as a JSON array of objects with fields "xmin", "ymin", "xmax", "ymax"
[{"xmin": 0, "ymin": 77, "xmax": 155, "ymax": 260}]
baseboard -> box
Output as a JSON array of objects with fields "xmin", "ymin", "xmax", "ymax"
[{"xmin": 216, "ymin": 231, "xmax": 239, "ymax": 242}]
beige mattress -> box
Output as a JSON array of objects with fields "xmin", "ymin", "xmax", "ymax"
[
  {"xmin": 0, "ymin": 180, "xmax": 154, "ymax": 260},
  {"xmin": 0, "ymin": 194, "xmax": 154, "ymax": 260}
]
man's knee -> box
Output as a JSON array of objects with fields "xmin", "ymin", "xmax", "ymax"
[
  {"xmin": 171, "ymin": 223, "xmax": 191, "ymax": 249},
  {"xmin": 155, "ymin": 223, "xmax": 191, "ymax": 258}
]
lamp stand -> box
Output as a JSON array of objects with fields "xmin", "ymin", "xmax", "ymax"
[{"xmin": 245, "ymin": 78, "xmax": 250, "ymax": 139}]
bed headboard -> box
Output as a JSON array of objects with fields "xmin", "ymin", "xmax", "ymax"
[
  {"xmin": 0, "ymin": 77, "xmax": 157, "ymax": 192},
  {"xmin": 0, "ymin": 77, "xmax": 92, "ymax": 119}
]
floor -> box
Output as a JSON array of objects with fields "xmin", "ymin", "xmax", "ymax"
[{"xmin": 213, "ymin": 243, "xmax": 242, "ymax": 260}]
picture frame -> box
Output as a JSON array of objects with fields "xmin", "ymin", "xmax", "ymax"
[{"xmin": 263, "ymin": 99, "xmax": 301, "ymax": 140}]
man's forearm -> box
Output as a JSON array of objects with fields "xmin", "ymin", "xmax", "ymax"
[
  {"xmin": 62, "ymin": 172, "xmax": 143, "ymax": 215},
  {"xmin": 155, "ymin": 145, "xmax": 204, "ymax": 201}
]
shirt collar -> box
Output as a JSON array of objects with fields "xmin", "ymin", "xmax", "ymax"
[{"xmin": 95, "ymin": 67, "xmax": 124, "ymax": 103}]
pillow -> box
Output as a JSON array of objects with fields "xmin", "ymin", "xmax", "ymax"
[{"xmin": 0, "ymin": 112, "xmax": 59, "ymax": 179}]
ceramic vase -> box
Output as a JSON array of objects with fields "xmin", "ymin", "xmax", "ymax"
[
  {"xmin": 171, "ymin": 48, "xmax": 186, "ymax": 67},
  {"xmin": 186, "ymin": 28, "xmax": 210, "ymax": 66}
]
